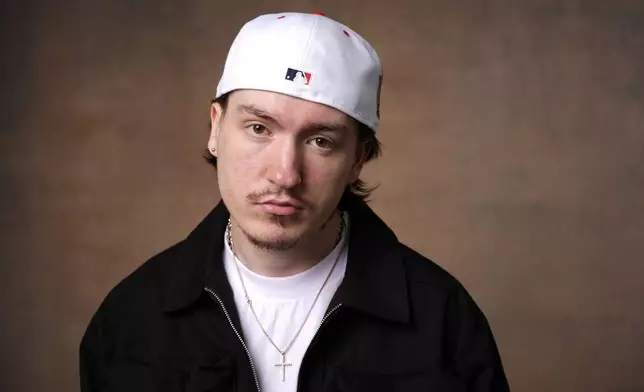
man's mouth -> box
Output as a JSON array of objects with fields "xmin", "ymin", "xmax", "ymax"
[
  {"xmin": 257, "ymin": 198, "xmax": 303, "ymax": 216},
  {"xmin": 259, "ymin": 202, "xmax": 299, "ymax": 216}
]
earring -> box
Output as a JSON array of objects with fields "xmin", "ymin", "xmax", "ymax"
[{"xmin": 210, "ymin": 148, "xmax": 216, "ymax": 153}]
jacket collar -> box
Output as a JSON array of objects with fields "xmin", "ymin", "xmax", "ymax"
[{"xmin": 159, "ymin": 195, "xmax": 410, "ymax": 324}]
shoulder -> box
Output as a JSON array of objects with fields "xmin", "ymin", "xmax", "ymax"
[
  {"xmin": 87, "ymin": 241, "xmax": 185, "ymax": 341},
  {"xmin": 105, "ymin": 242, "xmax": 182, "ymax": 310},
  {"xmin": 396, "ymin": 242, "xmax": 486, "ymax": 321},
  {"xmin": 398, "ymin": 243, "xmax": 462, "ymax": 293}
]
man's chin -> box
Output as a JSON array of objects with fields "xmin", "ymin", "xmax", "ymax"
[
  {"xmin": 241, "ymin": 212, "xmax": 311, "ymax": 250},
  {"xmin": 245, "ymin": 232, "xmax": 301, "ymax": 251}
]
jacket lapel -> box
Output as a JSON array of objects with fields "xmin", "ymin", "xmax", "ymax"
[{"xmin": 332, "ymin": 196, "xmax": 411, "ymax": 324}]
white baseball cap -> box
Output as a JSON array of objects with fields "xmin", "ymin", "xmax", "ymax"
[{"xmin": 215, "ymin": 12, "xmax": 383, "ymax": 131}]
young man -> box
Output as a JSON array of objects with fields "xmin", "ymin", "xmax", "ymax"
[{"xmin": 80, "ymin": 12, "xmax": 510, "ymax": 392}]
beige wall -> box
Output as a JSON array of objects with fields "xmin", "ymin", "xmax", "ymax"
[{"xmin": 2, "ymin": 1, "xmax": 643, "ymax": 391}]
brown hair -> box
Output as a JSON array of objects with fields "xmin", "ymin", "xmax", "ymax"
[{"xmin": 203, "ymin": 93, "xmax": 382, "ymax": 208}]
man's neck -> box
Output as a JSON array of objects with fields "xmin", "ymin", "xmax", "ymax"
[{"xmin": 229, "ymin": 212, "xmax": 342, "ymax": 277}]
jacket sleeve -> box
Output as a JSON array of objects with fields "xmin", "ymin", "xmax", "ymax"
[
  {"xmin": 79, "ymin": 306, "xmax": 108, "ymax": 392},
  {"xmin": 445, "ymin": 282, "xmax": 511, "ymax": 392}
]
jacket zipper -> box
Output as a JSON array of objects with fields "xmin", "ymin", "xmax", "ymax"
[
  {"xmin": 295, "ymin": 303, "xmax": 343, "ymax": 392},
  {"xmin": 204, "ymin": 287, "xmax": 261, "ymax": 392}
]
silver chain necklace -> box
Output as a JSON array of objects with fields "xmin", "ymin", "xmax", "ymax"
[{"xmin": 226, "ymin": 213, "xmax": 345, "ymax": 382}]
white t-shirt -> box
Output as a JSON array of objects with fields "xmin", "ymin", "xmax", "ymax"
[{"xmin": 223, "ymin": 221, "xmax": 348, "ymax": 392}]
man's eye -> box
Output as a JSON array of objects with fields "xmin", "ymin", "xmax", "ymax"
[
  {"xmin": 248, "ymin": 124, "xmax": 268, "ymax": 135},
  {"xmin": 312, "ymin": 137, "xmax": 333, "ymax": 149}
]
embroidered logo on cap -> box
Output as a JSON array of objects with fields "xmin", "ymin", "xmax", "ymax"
[{"xmin": 285, "ymin": 68, "xmax": 312, "ymax": 85}]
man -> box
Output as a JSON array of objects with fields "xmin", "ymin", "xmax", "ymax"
[{"xmin": 80, "ymin": 12, "xmax": 510, "ymax": 392}]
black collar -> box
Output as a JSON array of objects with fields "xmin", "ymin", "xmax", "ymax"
[{"xmin": 158, "ymin": 195, "xmax": 410, "ymax": 324}]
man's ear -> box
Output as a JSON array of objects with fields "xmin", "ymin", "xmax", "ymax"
[{"xmin": 208, "ymin": 102, "xmax": 224, "ymax": 157}]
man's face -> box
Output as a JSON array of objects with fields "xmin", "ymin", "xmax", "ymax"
[{"xmin": 208, "ymin": 90, "xmax": 364, "ymax": 250}]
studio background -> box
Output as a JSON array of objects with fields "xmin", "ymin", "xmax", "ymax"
[{"xmin": 2, "ymin": 1, "xmax": 643, "ymax": 391}]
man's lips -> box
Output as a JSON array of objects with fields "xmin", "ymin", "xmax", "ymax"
[
  {"xmin": 257, "ymin": 199, "xmax": 303, "ymax": 216},
  {"xmin": 259, "ymin": 202, "xmax": 299, "ymax": 216}
]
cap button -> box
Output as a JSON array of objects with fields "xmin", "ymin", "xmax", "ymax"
[{"xmin": 312, "ymin": 12, "xmax": 325, "ymax": 15}]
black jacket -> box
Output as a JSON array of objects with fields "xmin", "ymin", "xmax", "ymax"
[{"xmin": 80, "ymin": 196, "xmax": 510, "ymax": 392}]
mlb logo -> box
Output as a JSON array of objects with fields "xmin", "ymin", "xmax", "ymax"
[{"xmin": 285, "ymin": 68, "xmax": 312, "ymax": 85}]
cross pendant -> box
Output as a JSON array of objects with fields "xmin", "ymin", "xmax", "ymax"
[{"xmin": 274, "ymin": 352, "xmax": 293, "ymax": 382}]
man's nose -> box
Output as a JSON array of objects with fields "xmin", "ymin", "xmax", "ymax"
[{"xmin": 266, "ymin": 138, "xmax": 302, "ymax": 189}]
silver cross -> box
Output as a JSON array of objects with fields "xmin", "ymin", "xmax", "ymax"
[{"xmin": 274, "ymin": 352, "xmax": 293, "ymax": 382}]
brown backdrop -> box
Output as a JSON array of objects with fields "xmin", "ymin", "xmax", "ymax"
[{"xmin": 2, "ymin": 1, "xmax": 643, "ymax": 391}]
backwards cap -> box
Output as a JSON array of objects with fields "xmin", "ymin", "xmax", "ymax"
[{"xmin": 215, "ymin": 12, "xmax": 383, "ymax": 131}]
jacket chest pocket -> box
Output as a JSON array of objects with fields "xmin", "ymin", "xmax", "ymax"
[
  {"xmin": 330, "ymin": 369, "xmax": 466, "ymax": 392},
  {"xmin": 107, "ymin": 353, "xmax": 236, "ymax": 392}
]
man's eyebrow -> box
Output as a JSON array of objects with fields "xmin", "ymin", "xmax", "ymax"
[
  {"xmin": 305, "ymin": 122, "xmax": 350, "ymax": 134},
  {"xmin": 236, "ymin": 104, "xmax": 278, "ymax": 123}
]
